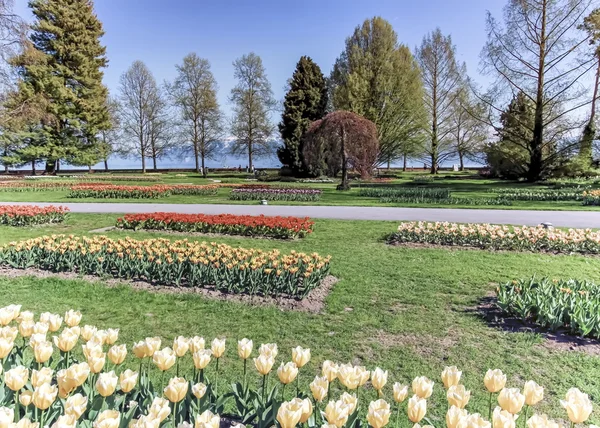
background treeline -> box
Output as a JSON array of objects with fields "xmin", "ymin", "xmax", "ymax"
[{"xmin": 1, "ymin": 0, "xmax": 600, "ymax": 182}]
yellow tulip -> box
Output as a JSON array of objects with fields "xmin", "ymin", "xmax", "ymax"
[
  {"xmin": 446, "ymin": 405, "xmax": 468, "ymax": 428},
  {"xmin": 324, "ymin": 400, "xmax": 350, "ymax": 428},
  {"xmin": 65, "ymin": 393, "xmax": 88, "ymax": 419},
  {"xmin": 498, "ymin": 388, "xmax": 525, "ymax": 415},
  {"xmin": 108, "ymin": 344, "xmax": 127, "ymax": 365},
  {"xmin": 18, "ymin": 321, "xmax": 34, "ymax": 338},
  {"xmin": 90, "ymin": 330, "xmax": 107, "ymax": 346},
  {"xmin": 560, "ymin": 388, "xmax": 593, "ymax": 424},
  {"xmin": 193, "ymin": 349, "xmax": 212, "ymax": 370},
  {"xmin": 53, "ymin": 329, "xmax": 78, "ymax": 353},
  {"xmin": 358, "ymin": 366, "xmax": 370, "ymax": 387},
  {"xmin": 258, "ymin": 342, "xmax": 278, "ymax": 358},
  {"xmin": 237, "ymin": 338, "xmax": 253, "ymax": 360},
  {"xmin": 33, "ymin": 341, "xmax": 53, "ymax": 364},
  {"xmin": 33, "ymin": 322, "xmax": 48, "ymax": 336},
  {"xmin": 523, "ymin": 381, "xmax": 544, "ymax": 406},
  {"xmin": 407, "ymin": 395, "xmax": 427, "ymax": 423},
  {"xmin": 96, "ymin": 371, "xmax": 118, "ymax": 397},
  {"xmin": 493, "ymin": 406, "xmax": 518, "ymax": 428},
  {"xmin": 526, "ymin": 414, "xmax": 560, "ymax": 428},
  {"xmin": 5, "ymin": 366, "xmax": 28, "ymax": 391},
  {"xmin": 210, "ymin": 338, "xmax": 225, "ymax": 358},
  {"xmin": 340, "ymin": 392, "xmax": 358, "ymax": 414},
  {"xmin": 276, "ymin": 400, "xmax": 303, "ymax": 428},
  {"xmin": 322, "ymin": 360, "xmax": 339, "ymax": 382},
  {"xmin": 254, "ymin": 354, "xmax": 275, "ymax": 376},
  {"xmin": 144, "ymin": 337, "xmax": 161, "ymax": 357},
  {"xmin": 295, "ymin": 397, "xmax": 313, "ymax": 423},
  {"xmin": 337, "ymin": 364, "xmax": 361, "ymax": 390},
  {"xmin": 82, "ymin": 341, "xmax": 102, "ymax": 360},
  {"xmin": 51, "ymin": 414, "xmax": 77, "ymax": 428},
  {"xmin": 192, "ymin": 382, "xmax": 207, "ymax": 399},
  {"xmin": 461, "ymin": 413, "xmax": 491, "ymax": 428},
  {"xmin": 0, "ymin": 338, "xmax": 13, "ymax": 359},
  {"xmin": 64, "ymin": 310, "xmax": 82, "ymax": 327},
  {"xmin": 66, "ymin": 362, "xmax": 90, "ymax": 387},
  {"xmin": 0, "ymin": 308, "xmax": 15, "ymax": 326},
  {"xmin": 93, "ymin": 410, "xmax": 120, "ymax": 428},
  {"xmin": 412, "ymin": 376, "xmax": 434, "ymax": 399},
  {"xmin": 80, "ymin": 325, "xmax": 97, "ymax": 342},
  {"xmin": 31, "ymin": 367, "xmax": 53, "ymax": 388},
  {"xmin": 173, "ymin": 336, "xmax": 190, "ymax": 357},
  {"xmin": 278, "ymin": 362, "xmax": 299, "ymax": 385},
  {"xmin": 32, "ymin": 383, "xmax": 58, "ymax": 410},
  {"xmin": 12, "ymin": 417, "xmax": 39, "ymax": 428},
  {"xmin": 442, "ymin": 366, "xmax": 462, "ymax": 389},
  {"xmin": 87, "ymin": 352, "xmax": 106, "ymax": 374},
  {"xmin": 367, "ymin": 399, "xmax": 391, "ymax": 428},
  {"xmin": 43, "ymin": 314, "xmax": 62, "ymax": 333},
  {"xmin": 393, "ymin": 383, "xmax": 409, "ymax": 403},
  {"xmin": 310, "ymin": 375, "xmax": 329, "ymax": 402},
  {"xmin": 164, "ymin": 377, "xmax": 188, "ymax": 403},
  {"xmin": 0, "ymin": 327, "xmax": 17, "ymax": 341},
  {"xmin": 132, "ymin": 341, "xmax": 148, "ymax": 359},
  {"xmin": 119, "ymin": 369, "xmax": 138, "ymax": 393},
  {"xmin": 484, "ymin": 369, "xmax": 506, "ymax": 393},
  {"xmin": 19, "ymin": 390, "xmax": 33, "ymax": 407},
  {"xmin": 447, "ymin": 384, "xmax": 471, "ymax": 409},
  {"xmin": 0, "ymin": 407, "xmax": 13, "ymax": 427},
  {"xmin": 371, "ymin": 367, "xmax": 388, "ymax": 393},
  {"xmin": 130, "ymin": 415, "xmax": 160, "ymax": 428},
  {"xmin": 28, "ymin": 334, "xmax": 46, "ymax": 349},
  {"xmin": 148, "ymin": 397, "xmax": 171, "ymax": 422},
  {"xmin": 194, "ymin": 410, "xmax": 219, "ymax": 428},
  {"xmin": 291, "ymin": 346, "xmax": 310, "ymax": 368},
  {"xmin": 153, "ymin": 347, "xmax": 176, "ymax": 371},
  {"xmin": 189, "ymin": 336, "xmax": 205, "ymax": 353},
  {"xmin": 105, "ymin": 329, "xmax": 119, "ymax": 345}
]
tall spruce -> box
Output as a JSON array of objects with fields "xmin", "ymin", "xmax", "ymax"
[
  {"xmin": 331, "ymin": 17, "xmax": 427, "ymax": 167},
  {"xmin": 11, "ymin": 0, "xmax": 110, "ymax": 173},
  {"xmin": 277, "ymin": 56, "xmax": 327, "ymax": 175}
]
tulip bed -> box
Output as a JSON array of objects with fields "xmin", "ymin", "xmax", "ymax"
[
  {"xmin": 493, "ymin": 188, "xmax": 585, "ymax": 202},
  {"xmin": 115, "ymin": 213, "xmax": 314, "ymax": 239},
  {"xmin": 0, "ymin": 205, "xmax": 69, "ymax": 226},
  {"xmin": 387, "ymin": 221, "xmax": 600, "ymax": 255},
  {"xmin": 496, "ymin": 277, "xmax": 600, "ymax": 338},
  {"xmin": 0, "ymin": 182, "xmax": 106, "ymax": 192},
  {"xmin": 378, "ymin": 196, "xmax": 512, "ymax": 206},
  {"xmin": 582, "ymin": 190, "xmax": 600, "ymax": 206},
  {"xmin": 358, "ymin": 187, "xmax": 451, "ymax": 200},
  {"xmin": 67, "ymin": 185, "xmax": 218, "ymax": 199},
  {"xmin": 0, "ymin": 235, "xmax": 330, "ymax": 298},
  {"xmin": 0, "ymin": 305, "xmax": 594, "ymax": 428},
  {"xmin": 230, "ymin": 188, "xmax": 322, "ymax": 202}
]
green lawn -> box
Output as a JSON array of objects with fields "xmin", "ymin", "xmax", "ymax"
[
  {"xmin": 0, "ymin": 171, "xmax": 598, "ymax": 210},
  {"xmin": 1, "ymin": 214, "xmax": 599, "ymax": 423}
]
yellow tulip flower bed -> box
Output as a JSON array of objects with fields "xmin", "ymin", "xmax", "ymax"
[
  {"xmin": 387, "ymin": 221, "xmax": 600, "ymax": 255},
  {"xmin": 0, "ymin": 305, "xmax": 594, "ymax": 428},
  {"xmin": 0, "ymin": 236, "xmax": 331, "ymax": 298}
]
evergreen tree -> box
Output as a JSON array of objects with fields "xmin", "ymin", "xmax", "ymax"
[
  {"xmin": 11, "ymin": 0, "xmax": 109, "ymax": 173},
  {"xmin": 277, "ymin": 56, "xmax": 327, "ymax": 175}
]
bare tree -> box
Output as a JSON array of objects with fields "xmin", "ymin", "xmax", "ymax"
[
  {"xmin": 416, "ymin": 28, "xmax": 463, "ymax": 174},
  {"xmin": 230, "ymin": 52, "xmax": 276, "ymax": 170},
  {"xmin": 97, "ymin": 96, "xmax": 122, "ymax": 171},
  {"xmin": 580, "ymin": 8, "xmax": 600, "ymax": 166},
  {"xmin": 481, "ymin": 0, "xmax": 595, "ymax": 181},
  {"xmin": 146, "ymin": 85, "xmax": 173, "ymax": 170},
  {"xmin": 0, "ymin": 0, "xmax": 25, "ymax": 88},
  {"xmin": 168, "ymin": 53, "xmax": 223, "ymax": 176}
]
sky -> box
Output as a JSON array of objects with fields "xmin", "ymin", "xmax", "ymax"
[{"xmin": 14, "ymin": 0, "xmax": 506, "ymax": 117}]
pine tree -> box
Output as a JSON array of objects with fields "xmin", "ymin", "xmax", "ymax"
[
  {"xmin": 11, "ymin": 0, "xmax": 109, "ymax": 172},
  {"xmin": 277, "ymin": 56, "xmax": 327, "ymax": 175}
]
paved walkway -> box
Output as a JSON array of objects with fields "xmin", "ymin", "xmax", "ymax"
[{"xmin": 3, "ymin": 202, "xmax": 600, "ymax": 228}]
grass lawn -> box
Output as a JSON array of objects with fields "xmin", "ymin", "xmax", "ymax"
[
  {"xmin": 1, "ymin": 214, "xmax": 599, "ymax": 423},
  {"xmin": 0, "ymin": 171, "xmax": 598, "ymax": 210}
]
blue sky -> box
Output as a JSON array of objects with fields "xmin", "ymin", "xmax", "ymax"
[{"xmin": 15, "ymin": 0, "xmax": 505, "ymax": 118}]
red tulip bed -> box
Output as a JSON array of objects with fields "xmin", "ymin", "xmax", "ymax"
[
  {"xmin": 230, "ymin": 188, "xmax": 322, "ymax": 202},
  {"xmin": 116, "ymin": 213, "xmax": 315, "ymax": 239},
  {"xmin": 67, "ymin": 184, "xmax": 219, "ymax": 199},
  {"xmin": 0, "ymin": 205, "xmax": 69, "ymax": 226}
]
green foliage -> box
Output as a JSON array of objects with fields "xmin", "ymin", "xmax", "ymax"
[
  {"xmin": 497, "ymin": 277, "xmax": 600, "ymax": 338},
  {"xmin": 277, "ymin": 56, "xmax": 328, "ymax": 176}
]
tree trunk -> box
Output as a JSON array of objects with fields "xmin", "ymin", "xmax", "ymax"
[
  {"xmin": 248, "ymin": 142, "xmax": 253, "ymax": 170},
  {"xmin": 387, "ymin": 160, "xmax": 391, "ymax": 170},
  {"xmin": 459, "ymin": 152, "xmax": 464, "ymax": 171},
  {"xmin": 45, "ymin": 161, "xmax": 56, "ymax": 175},
  {"xmin": 529, "ymin": 0, "xmax": 547, "ymax": 183},
  {"xmin": 141, "ymin": 156, "xmax": 146, "ymax": 174},
  {"xmin": 403, "ymin": 154, "xmax": 407, "ymax": 172},
  {"xmin": 581, "ymin": 56, "xmax": 600, "ymax": 166},
  {"xmin": 104, "ymin": 159, "xmax": 109, "ymax": 171},
  {"xmin": 152, "ymin": 155, "xmax": 157, "ymax": 171},
  {"xmin": 31, "ymin": 161, "xmax": 36, "ymax": 176},
  {"xmin": 56, "ymin": 159, "xmax": 60, "ymax": 172},
  {"xmin": 201, "ymin": 154, "xmax": 207, "ymax": 178},
  {"xmin": 194, "ymin": 144, "xmax": 200, "ymax": 174},
  {"xmin": 337, "ymin": 125, "xmax": 351, "ymax": 191}
]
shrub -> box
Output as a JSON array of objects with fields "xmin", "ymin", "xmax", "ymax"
[
  {"xmin": 0, "ymin": 205, "xmax": 68, "ymax": 226},
  {"xmin": 497, "ymin": 277, "xmax": 600, "ymax": 338},
  {"xmin": 116, "ymin": 213, "xmax": 314, "ymax": 239},
  {"xmin": 0, "ymin": 235, "xmax": 330, "ymax": 298},
  {"xmin": 230, "ymin": 188, "xmax": 322, "ymax": 202},
  {"xmin": 387, "ymin": 221, "xmax": 600, "ymax": 254}
]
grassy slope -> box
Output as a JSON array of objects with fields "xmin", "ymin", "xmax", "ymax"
[
  {"xmin": 0, "ymin": 172, "xmax": 597, "ymax": 211},
  {"xmin": 0, "ymin": 214, "xmax": 599, "ymax": 422}
]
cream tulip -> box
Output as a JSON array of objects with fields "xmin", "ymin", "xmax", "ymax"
[
  {"xmin": 105, "ymin": 329, "xmax": 119, "ymax": 345},
  {"xmin": 53, "ymin": 329, "xmax": 78, "ymax": 353},
  {"xmin": 51, "ymin": 414, "xmax": 77, "ymax": 428},
  {"xmin": 371, "ymin": 368, "xmax": 388, "ymax": 393},
  {"xmin": 31, "ymin": 367, "xmax": 53, "ymax": 388},
  {"xmin": 153, "ymin": 347, "xmax": 176, "ymax": 371},
  {"xmin": 189, "ymin": 336, "xmax": 205, "ymax": 353},
  {"xmin": 16, "ymin": 310, "xmax": 33, "ymax": 323},
  {"xmin": 80, "ymin": 325, "xmax": 97, "ymax": 342},
  {"xmin": 192, "ymin": 382, "xmax": 207, "ymax": 399},
  {"xmin": 560, "ymin": 388, "xmax": 593, "ymax": 424},
  {"xmin": 19, "ymin": 390, "xmax": 33, "ymax": 407},
  {"xmin": 412, "ymin": 376, "xmax": 434, "ymax": 399},
  {"xmin": 0, "ymin": 327, "xmax": 17, "ymax": 342},
  {"xmin": 277, "ymin": 400, "xmax": 303, "ymax": 428},
  {"xmin": 119, "ymin": 369, "xmax": 138, "ymax": 393},
  {"xmin": 254, "ymin": 354, "xmax": 275, "ymax": 375},
  {"xmin": 324, "ymin": 400, "xmax": 351, "ymax": 428},
  {"xmin": 442, "ymin": 366, "xmax": 462, "ymax": 389},
  {"xmin": 446, "ymin": 405, "xmax": 468, "ymax": 428},
  {"xmin": 297, "ymin": 397, "xmax": 313, "ymax": 423},
  {"xmin": 5, "ymin": 366, "xmax": 28, "ymax": 391},
  {"xmin": 484, "ymin": 369, "xmax": 507, "ymax": 394},
  {"xmin": 66, "ymin": 362, "xmax": 90, "ymax": 387},
  {"xmin": 18, "ymin": 321, "xmax": 34, "ymax": 338},
  {"xmin": 145, "ymin": 337, "xmax": 161, "ymax": 356},
  {"xmin": 64, "ymin": 310, "xmax": 82, "ymax": 327},
  {"xmin": 393, "ymin": 383, "xmax": 409, "ymax": 403},
  {"xmin": 194, "ymin": 410, "xmax": 219, "ymax": 428},
  {"xmin": 526, "ymin": 414, "xmax": 560, "ymax": 428},
  {"xmin": 93, "ymin": 410, "xmax": 120, "ymax": 428},
  {"xmin": 87, "ymin": 352, "xmax": 106, "ymax": 374},
  {"xmin": 322, "ymin": 360, "xmax": 338, "ymax": 382},
  {"xmin": 32, "ymin": 383, "xmax": 58, "ymax": 410},
  {"xmin": 65, "ymin": 393, "xmax": 88, "ymax": 419},
  {"xmin": 493, "ymin": 406, "xmax": 518, "ymax": 428},
  {"xmin": 173, "ymin": 336, "xmax": 190, "ymax": 357},
  {"xmin": 0, "ymin": 407, "xmax": 14, "ymax": 428},
  {"xmin": 407, "ymin": 395, "xmax": 427, "ymax": 423},
  {"xmin": 310, "ymin": 376, "xmax": 329, "ymax": 402},
  {"xmin": 108, "ymin": 344, "xmax": 127, "ymax": 365},
  {"xmin": 358, "ymin": 366, "xmax": 370, "ymax": 387},
  {"xmin": 461, "ymin": 413, "xmax": 492, "ymax": 428},
  {"xmin": 367, "ymin": 399, "xmax": 391, "ymax": 428},
  {"xmin": 32, "ymin": 322, "xmax": 48, "ymax": 336},
  {"xmin": 132, "ymin": 341, "xmax": 148, "ymax": 359},
  {"xmin": 0, "ymin": 308, "xmax": 13, "ymax": 326},
  {"xmin": 164, "ymin": 377, "xmax": 188, "ymax": 403},
  {"xmin": 11, "ymin": 417, "xmax": 39, "ymax": 428},
  {"xmin": 291, "ymin": 346, "xmax": 310, "ymax": 368},
  {"xmin": 278, "ymin": 362, "xmax": 299, "ymax": 385},
  {"xmin": 33, "ymin": 341, "xmax": 53, "ymax": 364},
  {"xmin": 210, "ymin": 338, "xmax": 225, "ymax": 358},
  {"xmin": 523, "ymin": 381, "xmax": 544, "ymax": 406},
  {"xmin": 46, "ymin": 314, "xmax": 62, "ymax": 332},
  {"xmin": 0, "ymin": 338, "xmax": 13, "ymax": 359},
  {"xmin": 340, "ymin": 392, "xmax": 358, "ymax": 414},
  {"xmin": 498, "ymin": 388, "xmax": 525, "ymax": 415},
  {"xmin": 258, "ymin": 343, "xmax": 278, "ymax": 358},
  {"xmin": 96, "ymin": 371, "xmax": 118, "ymax": 397},
  {"xmin": 337, "ymin": 364, "xmax": 361, "ymax": 390},
  {"xmin": 447, "ymin": 384, "xmax": 471, "ymax": 409},
  {"xmin": 237, "ymin": 338, "xmax": 253, "ymax": 360},
  {"xmin": 148, "ymin": 397, "xmax": 171, "ymax": 422},
  {"xmin": 193, "ymin": 349, "xmax": 212, "ymax": 370}
]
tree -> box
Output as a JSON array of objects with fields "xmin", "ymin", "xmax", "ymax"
[
  {"xmin": 331, "ymin": 17, "xmax": 427, "ymax": 167},
  {"xmin": 277, "ymin": 56, "xmax": 328, "ymax": 175},
  {"xmin": 450, "ymin": 85, "xmax": 488, "ymax": 170},
  {"xmin": 10, "ymin": 0, "xmax": 110, "ymax": 173},
  {"xmin": 118, "ymin": 60, "xmax": 165, "ymax": 173},
  {"xmin": 98, "ymin": 96, "xmax": 122, "ymax": 171},
  {"xmin": 481, "ymin": 0, "xmax": 595, "ymax": 181},
  {"xmin": 303, "ymin": 111, "xmax": 379, "ymax": 189},
  {"xmin": 416, "ymin": 28, "xmax": 463, "ymax": 174},
  {"xmin": 230, "ymin": 53, "xmax": 276, "ymax": 170},
  {"xmin": 580, "ymin": 8, "xmax": 600, "ymax": 167},
  {"xmin": 169, "ymin": 53, "xmax": 223, "ymax": 176},
  {"xmin": 0, "ymin": 0, "xmax": 26, "ymax": 88},
  {"xmin": 146, "ymin": 86, "xmax": 173, "ymax": 170}
]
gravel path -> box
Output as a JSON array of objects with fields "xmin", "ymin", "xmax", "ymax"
[{"xmin": 2, "ymin": 202, "xmax": 599, "ymax": 228}]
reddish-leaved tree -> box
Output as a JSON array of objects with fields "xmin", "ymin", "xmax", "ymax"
[{"xmin": 303, "ymin": 111, "xmax": 378, "ymax": 190}]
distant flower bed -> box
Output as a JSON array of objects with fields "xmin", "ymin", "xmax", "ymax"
[
  {"xmin": 387, "ymin": 221, "xmax": 600, "ymax": 255},
  {"xmin": 494, "ymin": 188, "xmax": 584, "ymax": 201},
  {"xmin": 497, "ymin": 277, "xmax": 600, "ymax": 338},
  {"xmin": 359, "ymin": 187, "xmax": 451, "ymax": 200},
  {"xmin": 0, "ymin": 181, "xmax": 106, "ymax": 192},
  {"xmin": 379, "ymin": 196, "xmax": 512, "ymax": 206},
  {"xmin": 0, "ymin": 235, "xmax": 331, "ymax": 298},
  {"xmin": 298, "ymin": 178, "xmax": 334, "ymax": 183},
  {"xmin": 230, "ymin": 188, "xmax": 322, "ymax": 202},
  {"xmin": 116, "ymin": 213, "xmax": 314, "ymax": 239},
  {"xmin": 67, "ymin": 184, "xmax": 218, "ymax": 199},
  {"xmin": 582, "ymin": 190, "xmax": 600, "ymax": 206},
  {"xmin": 0, "ymin": 205, "xmax": 68, "ymax": 226}
]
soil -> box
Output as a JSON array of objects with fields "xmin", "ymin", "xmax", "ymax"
[
  {"xmin": 475, "ymin": 292, "xmax": 600, "ymax": 356},
  {"xmin": 0, "ymin": 266, "xmax": 338, "ymax": 314}
]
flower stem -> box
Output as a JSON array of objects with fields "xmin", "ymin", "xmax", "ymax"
[
  {"xmin": 296, "ymin": 371, "xmax": 300, "ymax": 396},
  {"xmin": 173, "ymin": 401, "xmax": 178, "ymax": 428},
  {"xmin": 262, "ymin": 374, "xmax": 267, "ymax": 402},
  {"xmin": 243, "ymin": 359, "xmax": 247, "ymax": 388},
  {"xmin": 523, "ymin": 405, "xmax": 529, "ymax": 428},
  {"xmin": 14, "ymin": 389, "xmax": 19, "ymax": 421},
  {"xmin": 215, "ymin": 357, "xmax": 219, "ymax": 400},
  {"xmin": 396, "ymin": 404, "xmax": 401, "ymax": 428},
  {"xmin": 488, "ymin": 392, "xmax": 493, "ymax": 420}
]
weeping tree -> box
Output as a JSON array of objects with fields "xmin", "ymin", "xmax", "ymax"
[{"xmin": 303, "ymin": 111, "xmax": 378, "ymax": 190}]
